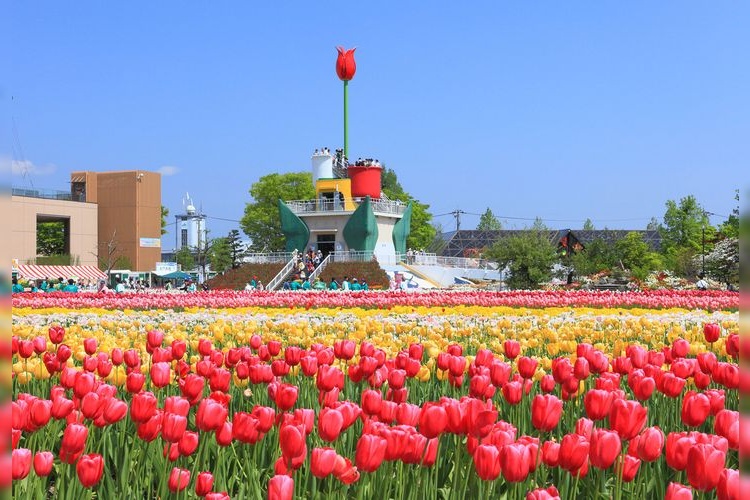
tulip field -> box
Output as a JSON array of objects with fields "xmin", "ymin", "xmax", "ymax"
[{"xmin": 10, "ymin": 290, "xmax": 741, "ymax": 499}]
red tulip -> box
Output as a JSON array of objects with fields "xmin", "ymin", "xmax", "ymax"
[
  {"xmin": 502, "ymin": 381, "xmax": 523, "ymax": 405},
  {"xmin": 500, "ymin": 443, "xmax": 531, "ymax": 482},
  {"xmin": 609, "ymin": 399, "xmax": 647, "ymax": 441},
  {"xmin": 168, "ymin": 467, "xmax": 191, "ymax": 493},
  {"xmin": 162, "ymin": 413, "xmax": 188, "ymax": 443},
  {"xmin": 686, "ymin": 443, "xmax": 725, "ymax": 492},
  {"xmin": 137, "ymin": 411, "xmax": 164, "ymax": 442},
  {"xmin": 618, "ymin": 454, "xmax": 641, "ymax": 482},
  {"xmin": 419, "ymin": 403, "xmax": 448, "ymax": 438},
  {"xmin": 542, "ymin": 441, "xmax": 560, "ymax": 467},
  {"xmin": 473, "ymin": 444, "xmax": 501, "ymax": 480},
  {"xmin": 540, "ymin": 374, "xmax": 556, "ymax": 393},
  {"xmin": 672, "ymin": 338, "xmax": 690, "ymax": 358},
  {"xmin": 714, "ymin": 410, "xmax": 739, "ymax": 450},
  {"xmin": 703, "ymin": 323, "xmax": 720, "ymax": 343},
  {"xmin": 636, "ymin": 426, "xmax": 664, "ymax": 462},
  {"xmin": 681, "ymin": 391, "xmax": 710, "ymax": 427},
  {"xmin": 517, "ymin": 356, "xmax": 538, "ymax": 379},
  {"xmin": 725, "ymin": 333, "xmax": 739, "ymax": 359},
  {"xmin": 196, "ymin": 398, "xmax": 228, "ymax": 431},
  {"xmin": 362, "ymin": 389, "xmax": 382, "ymax": 416},
  {"xmin": 178, "ymin": 430, "xmax": 200, "ymax": 456},
  {"xmin": 409, "ymin": 343, "xmax": 424, "ymax": 361},
  {"xmin": 279, "ymin": 423, "xmax": 306, "ymax": 461},
  {"xmin": 83, "ymin": 337, "xmax": 97, "ymax": 356},
  {"xmin": 559, "ymin": 433, "xmax": 589, "ymax": 472},
  {"xmin": 665, "ymin": 483, "xmax": 693, "ymax": 500},
  {"xmin": 130, "ymin": 391, "xmax": 158, "ymax": 423},
  {"xmin": 335, "ymin": 47, "xmax": 357, "ymax": 81},
  {"xmin": 48, "ymin": 325, "xmax": 65, "ymax": 344},
  {"xmin": 583, "ymin": 389, "xmax": 613, "ymax": 421},
  {"xmin": 531, "ymin": 395, "xmax": 563, "ymax": 432},
  {"xmin": 76, "ymin": 453, "xmax": 104, "ymax": 488},
  {"xmin": 660, "ymin": 372, "xmax": 686, "ymax": 398},
  {"xmin": 311, "ymin": 447, "xmax": 338, "ymax": 478},
  {"xmin": 575, "ymin": 417, "xmax": 594, "ymax": 440},
  {"xmin": 589, "ymin": 429, "xmax": 621, "ymax": 470},
  {"xmin": 632, "ymin": 376, "xmax": 656, "ymax": 401},
  {"xmin": 717, "ymin": 468, "xmax": 738, "ymax": 500},
  {"xmin": 60, "ymin": 423, "xmax": 88, "ymax": 463},
  {"xmin": 103, "ymin": 398, "xmax": 128, "ymax": 424},
  {"xmin": 274, "ymin": 383, "xmax": 298, "ymax": 411},
  {"xmin": 146, "ymin": 329, "xmax": 163, "ymax": 350},
  {"xmin": 268, "ymin": 474, "xmax": 294, "ymax": 500},
  {"xmin": 526, "ymin": 486, "xmax": 561, "ymax": 500},
  {"xmin": 150, "ymin": 362, "xmax": 171, "ymax": 388},
  {"xmin": 355, "ymin": 433, "xmax": 387, "ymax": 472},
  {"xmin": 33, "ymin": 451, "xmax": 55, "ymax": 476},
  {"xmin": 196, "ymin": 471, "xmax": 214, "ymax": 497},
  {"xmin": 12, "ymin": 448, "xmax": 32, "ymax": 480},
  {"xmin": 504, "ymin": 340, "xmax": 520, "ymax": 359}
]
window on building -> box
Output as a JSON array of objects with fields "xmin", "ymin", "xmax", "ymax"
[{"xmin": 181, "ymin": 229, "xmax": 188, "ymax": 247}]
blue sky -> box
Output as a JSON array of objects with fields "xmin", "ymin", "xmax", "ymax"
[{"xmin": 4, "ymin": 1, "xmax": 746, "ymax": 249}]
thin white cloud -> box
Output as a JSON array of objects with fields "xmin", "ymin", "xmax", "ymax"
[
  {"xmin": 0, "ymin": 156, "xmax": 57, "ymax": 175},
  {"xmin": 157, "ymin": 165, "xmax": 180, "ymax": 176}
]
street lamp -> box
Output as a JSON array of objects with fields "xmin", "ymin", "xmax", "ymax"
[{"xmin": 701, "ymin": 225, "xmax": 705, "ymax": 277}]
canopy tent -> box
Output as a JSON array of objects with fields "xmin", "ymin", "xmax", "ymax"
[
  {"xmin": 159, "ymin": 270, "xmax": 192, "ymax": 280},
  {"xmin": 16, "ymin": 265, "xmax": 107, "ymax": 281}
]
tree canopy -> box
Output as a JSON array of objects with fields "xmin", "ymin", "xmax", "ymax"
[
  {"xmin": 485, "ymin": 223, "xmax": 557, "ymax": 289},
  {"xmin": 208, "ymin": 237, "xmax": 233, "ymax": 274},
  {"xmin": 659, "ymin": 195, "xmax": 716, "ymax": 276},
  {"xmin": 477, "ymin": 208, "xmax": 502, "ymax": 231},
  {"xmin": 381, "ymin": 167, "xmax": 435, "ymax": 250},
  {"xmin": 240, "ymin": 172, "xmax": 315, "ymax": 252}
]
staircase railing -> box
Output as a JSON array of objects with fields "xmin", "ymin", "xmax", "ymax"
[
  {"xmin": 307, "ymin": 254, "xmax": 331, "ymax": 283},
  {"xmin": 266, "ymin": 251, "xmax": 298, "ymax": 291}
]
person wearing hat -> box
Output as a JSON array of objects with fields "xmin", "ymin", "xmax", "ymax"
[
  {"xmin": 351, "ymin": 278, "xmax": 362, "ymax": 291},
  {"xmin": 63, "ymin": 279, "xmax": 79, "ymax": 293}
]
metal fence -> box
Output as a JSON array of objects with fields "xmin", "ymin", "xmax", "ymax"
[
  {"xmin": 12, "ymin": 187, "xmax": 85, "ymax": 202},
  {"xmin": 243, "ymin": 252, "xmax": 295, "ymax": 264}
]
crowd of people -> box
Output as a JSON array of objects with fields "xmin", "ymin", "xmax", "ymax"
[
  {"xmin": 353, "ymin": 158, "xmax": 381, "ymax": 167},
  {"xmin": 282, "ymin": 275, "xmax": 368, "ymax": 292},
  {"xmin": 12, "ymin": 276, "xmax": 97, "ymax": 293}
]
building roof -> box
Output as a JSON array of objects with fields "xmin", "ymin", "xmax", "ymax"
[{"xmin": 435, "ymin": 229, "xmax": 661, "ymax": 258}]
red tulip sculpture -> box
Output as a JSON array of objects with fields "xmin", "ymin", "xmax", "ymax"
[{"xmin": 336, "ymin": 46, "xmax": 357, "ymax": 158}]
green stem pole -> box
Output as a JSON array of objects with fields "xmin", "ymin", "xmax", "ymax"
[{"xmin": 343, "ymin": 79, "xmax": 349, "ymax": 159}]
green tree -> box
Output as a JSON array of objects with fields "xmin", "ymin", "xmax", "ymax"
[
  {"xmin": 583, "ymin": 219, "xmax": 595, "ymax": 231},
  {"xmin": 381, "ymin": 167, "xmax": 436, "ymax": 249},
  {"xmin": 241, "ymin": 172, "xmax": 315, "ymax": 251},
  {"xmin": 485, "ymin": 225, "xmax": 557, "ymax": 289},
  {"xmin": 614, "ymin": 231, "xmax": 663, "ymax": 280},
  {"xmin": 37, "ymin": 221, "xmax": 66, "ymax": 255},
  {"xmin": 570, "ymin": 237, "xmax": 618, "ymax": 277},
  {"xmin": 477, "ymin": 208, "xmax": 502, "ymax": 231},
  {"xmin": 208, "ymin": 237, "xmax": 233, "ymax": 274},
  {"xmin": 226, "ymin": 229, "xmax": 246, "ymax": 268},
  {"xmin": 660, "ymin": 195, "xmax": 716, "ymax": 276},
  {"xmin": 661, "ymin": 195, "xmax": 712, "ymax": 253},
  {"xmin": 161, "ymin": 206, "xmax": 170, "ymax": 236},
  {"xmin": 718, "ymin": 190, "xmax": 739, "ymax": 239},
  {"xmin": 175, "ymin": 246, "xmax": 194, "ymax": 271}
]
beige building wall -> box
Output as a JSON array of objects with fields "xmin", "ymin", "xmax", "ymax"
[{"xmin": 10, "ymin": 195, "xmax": 99, "ymax": 266}]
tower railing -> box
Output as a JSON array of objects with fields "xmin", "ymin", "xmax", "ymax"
[{"xmin": 286, "ymin": 198, "xmax": 406, "ymax": 216}]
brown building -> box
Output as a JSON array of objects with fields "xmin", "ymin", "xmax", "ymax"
[{"xmin": 71, "ymin": 170, "xmax": 162, "ymax": 272}]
